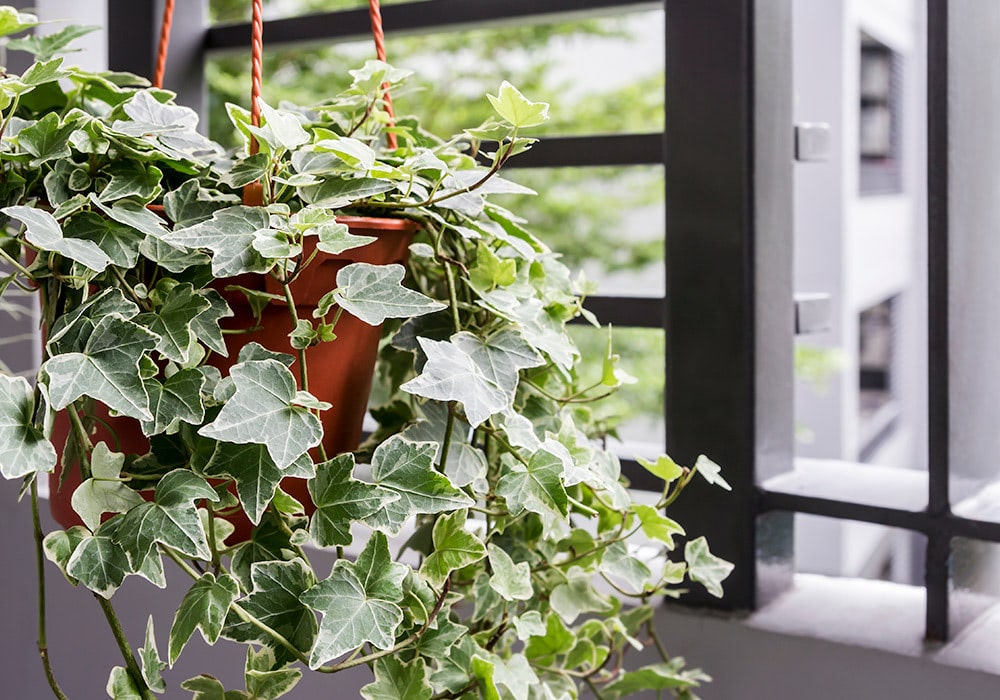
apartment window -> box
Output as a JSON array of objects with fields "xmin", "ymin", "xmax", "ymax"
[{"xmin": 859, "ymin": 32, "xmax": 903, "ymax": 195}]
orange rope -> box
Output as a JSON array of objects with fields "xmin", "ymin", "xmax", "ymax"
[
  {"xmin": 242, "ymin": 0, "xmax": 265, "ymax": 205},
  {"xmin": 152, "ymin": 0, "xmax": 175, "ymax": 89},
  {"xmin": 368, "ymin": 0, "xmax": 397, "ymax": 150},
  {"xmin": 249, "ymin": 0, "xmax": 264, "ymax": 154}
]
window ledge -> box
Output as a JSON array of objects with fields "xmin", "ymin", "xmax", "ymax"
[{"xmin": 747, "ymin": 572, "xmax": 1000, "ymax": 676}]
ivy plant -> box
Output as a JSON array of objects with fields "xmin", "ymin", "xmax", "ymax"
[{"xmin": 0, "ymin": 8, "xmax": 734, "ymax": 700}]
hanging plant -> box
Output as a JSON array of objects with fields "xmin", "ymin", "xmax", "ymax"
[{"xmin": 0, "ymin": 4, "xmax": 734, "ymax": 699}]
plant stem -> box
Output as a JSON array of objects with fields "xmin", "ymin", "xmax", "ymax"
[
  {"xmin": 281, "ymin": 283, "xmax": 310, "ymax": 392},
  {"xmin": 584, "ymin": 675, "xmax": 608, "ymax": 700},
  {"xmin": 281, "ymin": 281, "xmax": 328, "ymax": 462},
  {"xmin": 31, "ymin": 480, "xmax": 69, "ymax": 700},
  {"xmin": 109, "ymin": 267, "xmax": 150, "ymax": 311},
  {"xmin": 437, "ymin": 403, "xmax": 456, "ymax": 473},
  {"xmin": 0, "ymin": 244, "xmax": 34, "ymax": 278},
  {"xmin": 162, "ymin": 546, "xmax": 312, "ymax": 666},
  {"xmin": 647, "ymin": 619, "xmax": 669, "ymax": 662},
  {"xmin": 205, "ymin": 501, "xmax": 221, "ymax": 577},
  {"xmin": 95, "ymin": 595, "xmax": 156, "ymax": 700}
]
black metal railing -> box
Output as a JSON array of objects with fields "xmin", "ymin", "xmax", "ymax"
[{"xmin": 105, "ymin": 0, "xmax": 975, "ymax": 644}]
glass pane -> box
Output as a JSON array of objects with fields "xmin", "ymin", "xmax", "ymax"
[
  {"xmin": 949, "ymin": 539, "xmax": 1000, "ymax": 640},
  {"xmin": 206, "ymin": 11, "xmax": 664, "ymax": 143},
  {"xmin": 756, "ymin": 514, "xmax": 926, "ymax": 652},
  {"xmin": 791, "ymin": 0, "xmax": 927, "ymax": 477},
  {"xmin": 948, "ymin": 2, "xmax": 1000, "ymax": 514}
]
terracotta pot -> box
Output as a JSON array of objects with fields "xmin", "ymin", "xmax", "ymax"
[{"xmin": 49, "ymin": 216, "xmax": 418, "ymax": 543}]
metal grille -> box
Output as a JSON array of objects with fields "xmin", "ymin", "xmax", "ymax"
[{"xmin": 106, "ymin": 0, "xmax": 968, "ymax": 643}]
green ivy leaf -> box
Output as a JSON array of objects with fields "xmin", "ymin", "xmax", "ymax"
[
  {"xmin": 199, "ymin": 359, "xmax": 323, "ymax": 469},
  {"xmin": 244, "ymin": 647, "xmax": 302, "ymax": 700},
  {"xmin": 401, "ymin": 330, "xmax": 543, "ymax": 427},
  {"xmin": 600, "ymin": 541, "xmax": 654, "ymax": 593},
  {"xmin": 0, "ymin": 374, "xmax": 56, "ymax": 478},
  {"xmin": 226, "ymin": 153, "xmax": 270, "ymax": 189},
  {"xmin": 137, "ymin": 282, "xmax": 212, "ymax": 364},
  {"xmin": 363, "ymin": 435, "xmax": 472, "ymax": 536},
  {"xmin": 421, "ymin": 510, "xmax": 486, "ymax": 587},
  {"xmin": 115, "ymin": 469, "xmax": 219, "ymax": 567},
  {"xmin": 191, "ymin": 289, "xmax": 234, "ymax": 357},
  {"xmin": 330, "ymin": 263, "xmax": 445, "ymax": 326},
  {"xmin": 141, "ymin": 368, "xmax": 207, "ymax": 436},
  {"xmin": 62, "ymin": 212, "xmax": 143, "ymax": 269},
  {"xmin": 0, "ymin": 7, "xmax": 37, "ymax": 39},
  {"xmin": 524, "ymin": 613, "xmax": 575, "ymax": 661},
  {"xmin": 360, "ymin": 655, "xmax": 433, "ymax": 700},
  {"xmin": 167, "ymin": 206, "xmax": 272, "ymax": 277},
  {"xmin": 308, "ymin": 453, "xmax": 399, "ymax": 547},
  {"xmin": 180, "ymin": 675, "xmax": 248, "ymax": 700},
  {"xmin": 486, "ymin": 543, "xmax": 533, "ymax": 601},
  {"xmin": 42, "ymin": 526, "xmax": 89, "ymax": 585},
  {"xmin": 470, "ymin": 243, "xmax": 517, "ymax": 292},
  {"xmin": 202, "ymin": 442, "xmax": 313, "ymax": 525},
  {"xmin": 298, "ymin": 177, "xmax": 396, "ymax": 208},
  {"xmin": 352, "ymin": 532, "xmax": 409, "ymax": 603},
  {"xmin": 8, "ymin": 24, "xmax": 97, "ymax": 61},
  {"xmin": 684, "ymin": 536, "xmax": 734, "ymax": 598},
  {"xmin": 486, "ymin": 81, "xmax": 549, "ymax": 128},
  {"xmin": 5, "ymin": 205, "xmax": 111, "ymax": 271},
  {"xmin": 18, "ymin": 112, "xmax": 79, "ymax": 166},
  {"xmin": 694, "ymin": 454, "xmax": 732, "ymax": 490},
  {"xmin": 223, "ymin": 559, "xmax": 317, "ymax": 666},
  {"xmin": 401, "ymin": 402, "xmax": 487, "ymax": 491},
  {"xmin": 106, "ymin": 666, "xmax": 142, "ymax": 700},
  {"xmin": 637, "ymin": 454, "xmax": 684, "ymax": 485},
  {"xmin": 170, "ymin": 573, "xmax": 240, "ymax": 664},
  {"xmin": 65, "ymin": 519, "xmax": 132, "ymax": 599},
  {"xmin": 550, "ymin": 567, "xmax": 613, "ymax": 624},
  {"xmin": 71, "ymin": 442, "xmax": 144, "ymax": 530},
  {"xmin": 602, "ymin": 660, "xmax": 711, "ymax": 699},
  {"xmin": 139, "ymin": 616, "xmax": 167, "ymax": 693},
  {"xmin": 44, "ymin": 314, "xmax": 158, "ymax": 421},
  {"xmin": 249, "ymin": 100, "xmax": 310, "ymax": 151},
  {"xmin": 300, "ymin": 563, "xmax": 404, "ymax": 668},
  {"xmin": 313, "ymin": 221, "xmax": 376, "ymax": 255},
  {"xmin": 496, "ymin": 447, "xmax": 568, "ymax": 518},
  {"xmin": 100, "ymin": 159, "xmax": 163, "ymax": 202},
  {"xmin": 633, "ymin": 504, "xmax": 685, "ymax": 550}
]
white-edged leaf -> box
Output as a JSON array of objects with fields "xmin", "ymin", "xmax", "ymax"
[
  {"xmin": 332, "ymin": 263, "xmax": 444, "ymax": 326},
  {"xmin": 198, "ymin": 359, "xmax": 322, "ymax": 469},
  {"xmin": 401, "ymin": 330, "xmax": 543, "ymax": 427},
  {"xmin": 0, "ymin": 374, "xmax": 56, "ymax": 478},
  {"xmin": 4, "ymin": 205, "xmax": 111, "ymax": 271}
]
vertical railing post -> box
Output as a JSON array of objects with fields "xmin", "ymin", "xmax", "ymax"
[
  {"xmin": 108, "ymin": 0, "xmax": 206, "ymax": 124},
  {"xmin": 925, "ymin": 0, "xmax": 950, "ymax": 643},
  {"xmin": 664, "ymin": 0, "xmax": 794, "ymax": 610}
]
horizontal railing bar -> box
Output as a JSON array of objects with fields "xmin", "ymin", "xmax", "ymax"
[
  {"xmin": 759, "ymin": 487, "xmax": 1000, "ymax": 543},
  {"xmin": 500, "ymin": 134, "xmax": 664, "ymax": 169},
  {"xmin": 758, "ymin": 488, "xmax": 929, "ymax": 531},
  {"xmin": 576, "ymin": 296, "xmax": 664, "ymax": 328},
  {"xmin": 207, "ymin": 0, "xmax": 660, "ymax": 51}
]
